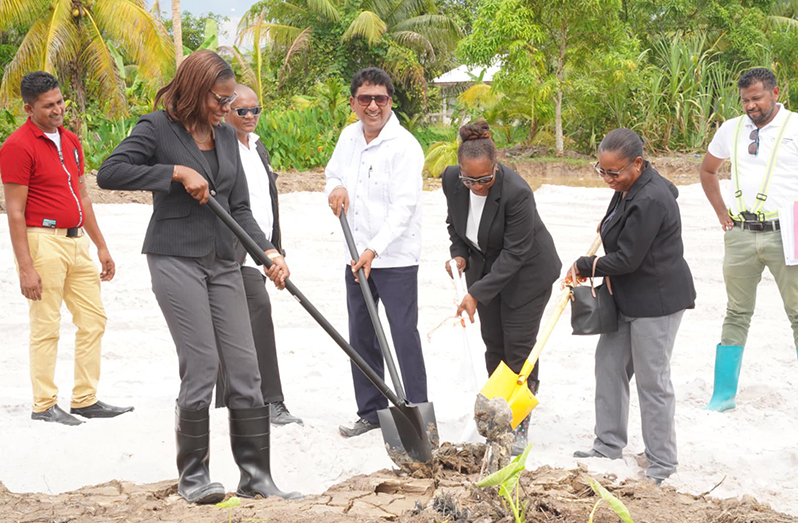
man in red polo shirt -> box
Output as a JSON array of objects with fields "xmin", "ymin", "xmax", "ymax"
[{"xmin": 0, "ymin": 71, "xmax": 133, "ymax": 425}]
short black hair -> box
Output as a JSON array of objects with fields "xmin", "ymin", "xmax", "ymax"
[
  {"xmin": 598, "ymin": 128, "xmax": 644, "ymax": 162},
  {"xmin": 20, "ymin": 71, "xmax": 61, "ymax": 105},
  {"xmin": 350, "ymin": 67, "xmax": 394, "ymax": 98},
  {"xmin": 738, "ymin": 68, "xmax": 777, "ymax": 90}
]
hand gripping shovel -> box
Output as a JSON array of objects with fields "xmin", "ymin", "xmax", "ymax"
[
  {"xmin": 338, "ymin": 210, "xmax": 438, "ymax": 457},
  {"xmin": 479, "ymin": 234, "xmax": 603, "ymax": 429},
  {"xmin": 206, "ymin": 196, "xmax": 433, "ymax": 463}
]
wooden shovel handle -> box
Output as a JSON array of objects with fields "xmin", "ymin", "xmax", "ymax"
[{"xmin": 515, "ymin": 234, "xmax": 602, "ymax": 384}]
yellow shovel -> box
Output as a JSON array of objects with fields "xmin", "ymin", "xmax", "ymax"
[{"xmin": 479, "ymin": 234, "xmax": 603, "ymax": 428}]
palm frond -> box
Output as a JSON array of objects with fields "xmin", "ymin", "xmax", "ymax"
[
  {"xmin": 458, "ymin": 83, "xmax": 494, "ymax": 107},
  {"xmin": 342, "ymin": 11, "xmax": 387, "ymax": 45},
  {"xmin": 0, "ymin": 0, "xmax": 48, "ymax": 30},
  {"xmin": 81, "ymin": 9, "xmax": 127, "ymax": 118},
  {"xmin": 0, "ymin": 0, "xmax": 77, "ymax": 106},
  {"xmin": 390, "ymin": 30, "xmax": 434, "ymax": 58},
  {"xmin": 305, "ymin": 0, "xmax": 341, "ymax": 22},
  {"xmin": 278, "ymin": 27, "xmax": 313, "ymax": 89},
  {"xmin": 92, "ymin": 0, "xmax": 173, "ymax": 82},
  {"xmin": 391, "ymin": 14, "xmax": 462, "ymax": 53},
  {"xmin": 217, "ymin": 45, "xmax": 258, "ymax": 87},
  {"xmin": 360, "ymin": 0, "xmax": 395, "ymax": 21},
  {"xmin": 766, "ymin": 14, "xmax": 798, "ymax": 28},
  {"xmin": 385, "ymin": 0, "xmax": 436, "ymax": 28},
  {"xmin": 238, "ymin": 21, "xmax": 304, "ymax": 48},
  {"xmin": 424, "ymin": 138, "xmax": 458, "ymax": 178}
]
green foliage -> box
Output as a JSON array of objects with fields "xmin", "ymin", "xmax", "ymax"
[
  {"xmin": 587, "ymin": 477, "xmax": 634, "ymax": 523},
  {"xmin": 82, "ymin": 116, "xmax": 138, "ymax": 171},
  {"xmin": 256, "ymin": 104, "xmax": 342, "ymax": 170},
  {"xmin": 476, "ymin": 444, "xmax": 532, "ymax": 523},
  {"xmin": 163, "ymin": 11, "xmax": 228, "ymax": 52}
]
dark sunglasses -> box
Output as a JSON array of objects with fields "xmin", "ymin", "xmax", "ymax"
[
  {"xmin": 594, "ymin": 160, "xmax": 632, "ymax": 179},
  {"xmin": 356, "ymin": 94, "xmax": 391, "ymax": 107},
  {"xmin": 459, "ymin": 164, "xmax": 497, "ymax": 186},
  {"xmin": 749, "ymin": 128, "xmax": 759, "ymax": 156},
  {"xmin": 209, "ymin": 89, "xmax": 238, "ymax": 107},
  {"xmin": 233, "ymin": 106, "xmax": 263, "ymax": 117}
]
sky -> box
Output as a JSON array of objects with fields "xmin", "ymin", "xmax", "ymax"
[{"xmin": 150, "ymin": 0, "xmax": 251, "ymax": 47}]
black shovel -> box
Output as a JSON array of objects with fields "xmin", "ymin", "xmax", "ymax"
[
  {"xmin": 205, "ymin": 196, "xmax": 434, "ymax": 463},
  {"xmin": 338, "ymin": 210, "xmax": 438, "ymax": 455}
]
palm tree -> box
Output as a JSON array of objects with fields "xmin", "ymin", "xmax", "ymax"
[
  {"xmin": 171, "ymin": 0, "xmax": 183, "ymax": 68},
  {"xmin": 237, "ymin": 0, "xmax": 462, "ymax": 103},
  {"xmin": 0, "ymin": 0, "xmax": 172, "ymax": 137}
]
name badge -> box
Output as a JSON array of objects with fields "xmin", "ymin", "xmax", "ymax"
[{"xmin": 42, "ymin": 219, "xmax": 57, "ymax": 228}]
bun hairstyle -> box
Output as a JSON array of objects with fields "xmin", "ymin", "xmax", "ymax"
[
  {"xmin": 598, "ymin": 128, "xmax": 644, "ymax": 163},
  {"xmin": 458, "ymin": 120, "xmax": 497, "ymax": 164}
]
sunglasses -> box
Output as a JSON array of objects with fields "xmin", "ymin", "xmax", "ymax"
[
  {"xmin": 459, "ymin": 164, "xmax": 497, "ymax": 186},
  {"xmin": 594, "ymin": 160, "xmax": 633, "ymax": 179},
  {"xmin": 749, "ymin": 128, "xmax": 759, "ymax": 156},
  {"xmin": 233, "ymin": 106, "xmax": 263, "ymax": 117},
  {"xmin": 355, "ymin": 94, "xmax": 391, "ymax": 107},
  {"xmin": 209, "ymin": 89, "xmax": 238, "ymax": 107}
]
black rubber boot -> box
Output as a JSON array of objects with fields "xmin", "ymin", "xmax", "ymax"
[
  {"xmin": 175, "ymin": 406, "xmax": 225, "ymax": 504},
  {"xmin": 229, "ymin": 406, "xmax": 302, "ymax": 500}
]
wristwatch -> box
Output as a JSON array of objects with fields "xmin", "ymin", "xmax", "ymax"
[{"xmin": 367, "ymin": 248, "xmax": 378, "ymax": 258}]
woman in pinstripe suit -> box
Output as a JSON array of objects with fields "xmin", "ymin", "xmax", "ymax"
[{"xmin": 98, "ymin": 50, "xmax": 299, "ymax": 504}]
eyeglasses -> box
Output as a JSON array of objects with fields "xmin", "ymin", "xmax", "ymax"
[
  {"xmin": 355, "ymin": 94, "xmax": 391, "ymax": 107},
  {"xmin": 233, "ymin": 106, "xmax": 263, "ymax": 117},
  {"xmin": 459, "ymin": 164, "xmax": 497, "ymax": 186},
  {"xmin": 594, "ymin": 160, "xmax": 633, "ymax": 179},
  {"xmin": 209, "ymin": 89, "xmax": 238, "ymax": 107},
  {"xmin": 749, "ymin": 128, "xmax": 759, "ymax": 156}
]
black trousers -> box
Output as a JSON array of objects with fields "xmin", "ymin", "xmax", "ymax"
[
  {"xmin": 216, "ymin": 266, "xmax": 284, "ymax": 407},
  {"xmin": 345, "ymin": 265, "xmax": 428, "ymax": 424},
  {"xmin": 477, "ymin": 287, "xmax": 552, "ymax": 389}
]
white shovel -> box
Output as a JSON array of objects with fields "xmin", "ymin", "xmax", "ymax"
[{"xmin": 449, "ymin": 259, "xmax": 486, "ymax": 444}]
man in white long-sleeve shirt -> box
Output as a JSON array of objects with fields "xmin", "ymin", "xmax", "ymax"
[{"xmin": 326, "ymin": 67, "xmax": 428, "ymax": 438}]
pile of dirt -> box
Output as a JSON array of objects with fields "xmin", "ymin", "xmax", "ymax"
[
  {"xmin": 0, "ymin": 153, "xmax": 725, "ymax": 212},
  {"xmin": 2, "ymin": 462, "xmax": 794, "ymax": 523}
]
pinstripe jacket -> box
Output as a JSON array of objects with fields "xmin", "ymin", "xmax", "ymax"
[{"xmin": 97, "ymin": 110, "xmax": 271, "ymax": 260}]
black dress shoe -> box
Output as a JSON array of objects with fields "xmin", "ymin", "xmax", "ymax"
[
  {"xmin": 573, "ymin": 448, "xmax": 608, "ymax": 459},
  {"xmin": 71, "ymin": 400, "xmax": 134, "ymax": 419},
  {"xmin": 339, "ymin": 418, "xmax": 379, "ymax": 438},
  {"xmin": 31, "ymin": 405, "xmax": 83, "ymax": 426},
  {"xmin": 270, "ymin": 402, "xmax": 303, "ymax": 426}
]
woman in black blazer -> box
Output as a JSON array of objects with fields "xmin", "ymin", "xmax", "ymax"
[
  {"xmin": 569, "ymin": 128, "xmax": 695, "ymax": 485},
  {"xmin": 442, "ymin": 121, "xmax": 561, "ymax": 455},
  {"xmin": 98, "ymin": 51, "xmax": 298, "ymax": 503}
]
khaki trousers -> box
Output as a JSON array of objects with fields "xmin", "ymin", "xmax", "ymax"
[
  {"xmin": 722, "ymin": 227, "xmax": 798, "ymax": 348},
  {"xmin": 19, "ymin": 230, "xmax": 106, "ymax": 412}
]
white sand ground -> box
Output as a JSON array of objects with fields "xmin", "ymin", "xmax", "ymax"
[{"xmin": 1, "ymin": 182, "xmax": 797, "ymax": 516}]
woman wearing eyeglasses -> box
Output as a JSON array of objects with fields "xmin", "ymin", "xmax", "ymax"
[
  {"xmin": 97, "ymin": 50, "xmax": 298, "ymax": 503},
  {"xmin": 442, "ymin": 120, "xmax": 561, "ymax": 455},
  {"xmin": 568, "ymin": 128, "xmax": 695, "ymax": 486}
]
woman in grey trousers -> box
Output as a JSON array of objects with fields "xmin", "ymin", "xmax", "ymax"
[
  {"xmin": 568, "ymin": 128, "xmax": 696, "ymax": 485},
  {"xmin": 97, "ymin": 50, "xmax": 299, "ymax": 503}
]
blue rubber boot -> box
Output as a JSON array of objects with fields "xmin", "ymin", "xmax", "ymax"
[{"xmin": 705, "ymin": 344, "xmax": 744, "ymax": 412}]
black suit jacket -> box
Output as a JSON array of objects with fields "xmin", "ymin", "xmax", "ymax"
[
  {"xmin": 442, "ymin": 163, "xmax": 561, "ymax": 308},
  {"xmin": 97, "ymin": 111, "xmax": 271, "ymax": 260},
  {"xmin": 576, "ymin": 163, "xmax": 695, "ymax": 317},
  {"xmin": 233, "ymin": 140, "xmax": 283, "ymax": 264}
]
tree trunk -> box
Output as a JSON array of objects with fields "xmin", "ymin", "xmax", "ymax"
[
  {"xmin": 171, "ymin": 0, "xmax": 183, "ymax": 68},
  {"xmin": 68, "ymin": 43, "xmax": 86, "ymax": 139},
  {"xmin": 554, "ymin": 23, "xmax": 566, "ymax": 157}
]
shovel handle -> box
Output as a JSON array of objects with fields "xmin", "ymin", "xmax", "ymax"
[
  {"xmin": 205, "ymin": 196, "xmax": 405, "ymax": 409},
  {"xmin": 515, "ymin": 233, "xmax": 603, "ymax": 383},
  {"xmin": 449, "ymin": 259, "xmax": 468, "ymax": 303},
  {"xmin": 338, "ymin": 208, "xmax": 407, "ymax": 402}
]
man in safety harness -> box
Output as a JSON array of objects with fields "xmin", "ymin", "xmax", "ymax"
[{"xmin": 699, "ymin": 67, "xmax": 798, "ymax": 412}]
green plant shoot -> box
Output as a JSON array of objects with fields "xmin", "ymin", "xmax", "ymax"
[
  {"xmin": 476, "ymin": 444, "xmax": 532, "ymax": 523},
  {"xmin": 587, "ymin": 477, "xmax": 634, "ymax": 523},
  {"xmin": 217, "ymin": 495, "xmax": 241, "ymax": 523}
]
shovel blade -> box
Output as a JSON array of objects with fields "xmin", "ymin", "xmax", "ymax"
[
  {"xmin": 377, "ymin": 402, "xmax": 438, "ymax": 463},
  {"xmin": 480, "ymin": 361, "xmax": 539, "ymax": 429}
]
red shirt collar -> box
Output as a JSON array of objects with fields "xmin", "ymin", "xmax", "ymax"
[{"xmin": 24, "ymin": 117, "xmax": 65, "ymax": 139}]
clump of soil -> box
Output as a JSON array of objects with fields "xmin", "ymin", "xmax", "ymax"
[
  {"xmin": 474, "ymin": 394, "xmax": 514, "ymax": 473},
  {"xmin": 6, "ymin": 464, "xmax": 793, "ymax": 523}
]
